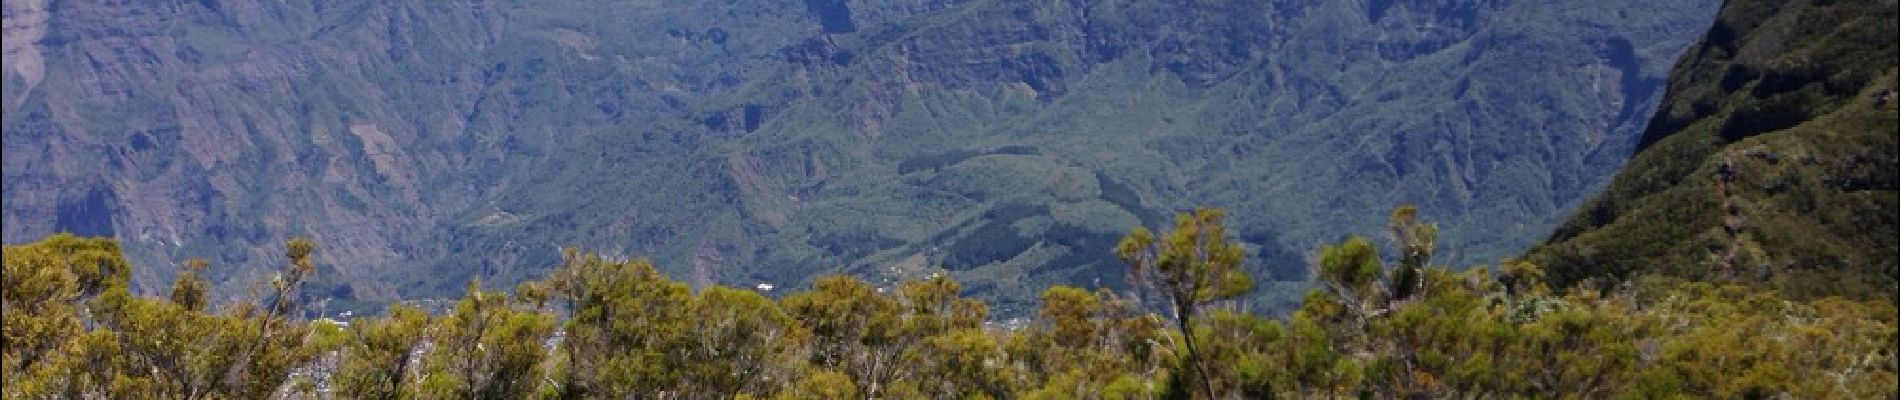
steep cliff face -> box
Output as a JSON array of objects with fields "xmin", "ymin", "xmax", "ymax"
[
  {"xmin": 1527, "ymin": 0, "xmax": 1898, "ymax": 301},
  {"xmin": 3, "ymin": 0, "xmax": 1717, "ymax": 314},
  {"xmin": 2, "ymin": 1, "xmax": 819, "ymax": 301}
]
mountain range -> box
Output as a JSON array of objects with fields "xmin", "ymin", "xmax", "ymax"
[{"xmin": 3, "ymin": 0, "xmax": 1720, "ymax": 314}]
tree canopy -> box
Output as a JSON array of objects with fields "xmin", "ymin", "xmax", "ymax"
[{"xmin": 4, "ymin": 205, "xmax": 1894, "ymax": 398}]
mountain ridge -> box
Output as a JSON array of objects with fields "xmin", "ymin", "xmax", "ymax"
[{"xmin": 1526, "ymin": 0, "xmax": 1898, "ymax": 301}]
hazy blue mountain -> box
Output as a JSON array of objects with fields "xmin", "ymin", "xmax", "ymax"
[{"xmin": 2, "ymin": 0, "xmax": 1716, "ymax": 314}]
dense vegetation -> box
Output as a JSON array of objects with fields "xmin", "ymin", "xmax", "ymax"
[
  {"xmin": 7, "ymin": 207, "xmax": 1893, "ymax": 398},
  {"xmin": 1526, "ymin": 0, "xmax": 1898, "ymax": 301}
]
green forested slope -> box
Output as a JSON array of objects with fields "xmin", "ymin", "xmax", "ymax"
[{"xmin": 1527, "ymin": 0, "xmax": 1899, "ymax": 301}]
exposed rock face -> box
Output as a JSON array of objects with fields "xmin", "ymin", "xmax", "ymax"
[
  {"xmin": 1, "ymin": 0, "xmax": 51, "ymax": 109},
  {"xmin": 1527, "ymin": 0, "xmax": 1898, "ymax": 301},
  {"xmin": 3, "ymin": 0, "xmax": 1718, "ymax": 314}
]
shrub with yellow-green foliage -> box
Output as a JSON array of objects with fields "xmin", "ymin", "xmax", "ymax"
[
  {"xmin": 4, "ymin": 207, "xmax": 1894, "ymax": 398},
  {"xmin": 2, "ymin": 234, "xmax": 322, "ymax": 398}
]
